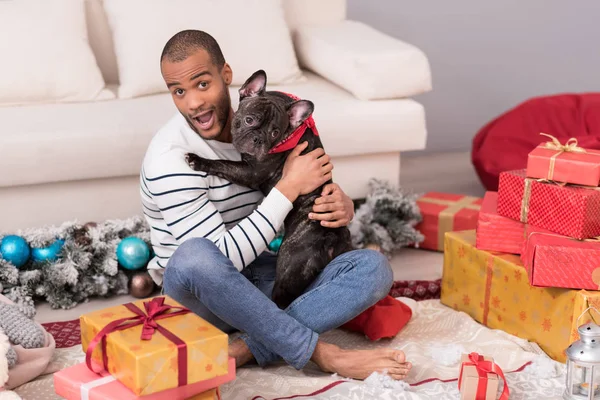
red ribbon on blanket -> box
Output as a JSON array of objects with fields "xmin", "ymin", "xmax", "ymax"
[
  {"xmin": 85, "ymin": 297, "xmax": 191, "ymax": 387},
  {"xmin": 457, "ymin": 352, "xmax": 509, "ymax": 400},
  {"xmin": 268, "ymin": 91, "xmax": 319, "ymax": 154}
]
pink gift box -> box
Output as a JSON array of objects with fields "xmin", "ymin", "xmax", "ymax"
[{"xmin": 53, "ymin": 358, "xmax": 235, "ymax": 400}]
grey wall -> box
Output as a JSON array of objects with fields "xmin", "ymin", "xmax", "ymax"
[{"xmin": 348, "ymin": 0, "xmax": 600, "ymax": 153}]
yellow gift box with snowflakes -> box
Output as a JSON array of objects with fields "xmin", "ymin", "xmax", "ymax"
[
  {"xmin": 440, "ymin": 230, "xmax": 600, "ymax": 363},
  {"xmin": 80, "ymin": 295, "xmax": 229, "ymax": 396}
]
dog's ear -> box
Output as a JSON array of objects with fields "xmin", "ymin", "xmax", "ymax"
[
  {"xmin": 287, "ymin": 100, "xmax": 314, "ymax": 130},
  {"xmin": 239, "ymin": 70, "xmax": 267, "ymax": 100}
]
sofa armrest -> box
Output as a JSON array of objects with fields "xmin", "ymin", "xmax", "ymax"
[{"xmin": 293, "ymin": 20, "xmax": 432, "ymax": 101}]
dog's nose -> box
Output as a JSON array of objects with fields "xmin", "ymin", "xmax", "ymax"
[{"xmin": 253, "ymin": 137, "xmax": 259, "ymax": 144}]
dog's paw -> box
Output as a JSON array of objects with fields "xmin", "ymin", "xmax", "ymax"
[{"xmin": 185, "ymin": 152, "xmax": 206, "ymax": 171}]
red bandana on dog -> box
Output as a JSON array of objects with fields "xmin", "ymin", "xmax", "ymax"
[{"xmin": 268, "ymin": 92, "xmax": 319, "ymax": 154}]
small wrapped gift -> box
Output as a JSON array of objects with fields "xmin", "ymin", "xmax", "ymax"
[
  {"xmin": 526, "ymin": 133, "xmax": 600, "ymax": 187},
  {"xmin": 496, "ymin": 169, "xmax": 600, "ymax": 239},
  {"xmin": 53, "ymin": 358, "xmax": 235, "ymax": 400},
  {"xmin": 476, "ymin": 191, "xmax": 552, "ymax": 254},
  {"xmin": 415, "ymin": 192, "xmax": 482, "ymax": 251},
  {"xmin": 80, "ymin": 296, "xmax": 229, "ymax": 396},
  {"xmin": 521, "ymin": 232, "xmax": 600, "ymax": 290},
  {"xmin": 458, "ymin": 353, "xmax": 508, "ymax": 400}
]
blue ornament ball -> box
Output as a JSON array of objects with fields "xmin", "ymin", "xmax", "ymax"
[
  {"xmin": 32, "ymin": 239, "xmax": 65, "ymax": 263},
  {"xmin": 268, "ymin": 236, "xmax": 283, "ymax": 253},
  {"xmin": 0, "ymin": 235, "xmax": 31, "ymax": 268},
  {"xmin": 117, "ymin": 237, "xmax": 150, "ymax": 270}
]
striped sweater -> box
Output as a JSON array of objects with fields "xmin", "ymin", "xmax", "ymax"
[{"xmin": 140, "ymin": 113, "xmax": 293, "ymax": 285}]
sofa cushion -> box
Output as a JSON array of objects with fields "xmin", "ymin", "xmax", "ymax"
[
  {"xmin": 0, "ymin": 72, "xmax": 427, "ymax": 188},
  {"xmin": 0, "ymin": 0, "xmax": 112, "ymax": 106},
  {"xmin": 101, "ymin": 0, "xmax": 304, "ymax": 99},
  {"xmin": 85, "ymin": 0, "xmax": 347, "ymax": 86},
  {"xmin": 294, "ymin": 20, "xmax": 432, "ymax": 101}
]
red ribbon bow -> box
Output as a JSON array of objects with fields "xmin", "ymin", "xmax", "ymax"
[
  {"xmin": 458, "ymin": 352, "xmax": 509, "ymax": 400},
  {"xmin": 268, "ymin": 91, "xmax": 319, "ymax": 154},
  {"xmin": 85, "ymin": 297, "xmax": 191, "ymax": 387}
]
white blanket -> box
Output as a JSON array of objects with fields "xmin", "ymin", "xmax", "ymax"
[{"xmin": 14, "ymin": 300, "xmax": 568, "ymax": 400}]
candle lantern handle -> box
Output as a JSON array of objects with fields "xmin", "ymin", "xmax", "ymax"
[{"xmin": 576, "ymin": 306, "xmax": 600, "ymax": 329}]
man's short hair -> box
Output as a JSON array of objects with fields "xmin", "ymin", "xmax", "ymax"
[{"xmin": 160, "ymin": 30, "xmax": 225, "ymax": 69}]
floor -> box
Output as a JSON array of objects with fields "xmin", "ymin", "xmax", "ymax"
[{"xmin": 33, "ymin": 247, "xmax": 444, "ymax": 324}]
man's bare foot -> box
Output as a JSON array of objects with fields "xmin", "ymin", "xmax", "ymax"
[
  {"xmin": 229, "ymin": 338, "xmax": 256, "ymax": 367},
  {"xmin": 311, "ymin": 341, "xmax": 411, "ymax": 380}
]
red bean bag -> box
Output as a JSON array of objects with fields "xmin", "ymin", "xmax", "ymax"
[{"xmin": 471, "ymin": 93, "xmax": 600, "ymax": 191}]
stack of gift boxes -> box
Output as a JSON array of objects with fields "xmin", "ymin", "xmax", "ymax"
[
  {"xmin": 441, "ymin": 133, "xmax": 600, "ymax": 364},
  {"xmin": 53, "ymin": 296, "xmax": 236, "ymax": 400}
]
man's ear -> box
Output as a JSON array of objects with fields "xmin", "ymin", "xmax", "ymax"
[
  {"xmin": 239, "ymin": 70, "xmax": 267, "ymax": 100},
  {"xmin": 221, "ymin": 62, "xmax": 233, "ymax": 85},
  {"xmin": 287, "ymin": 100, "xmax": 314, "ymax": 130}
]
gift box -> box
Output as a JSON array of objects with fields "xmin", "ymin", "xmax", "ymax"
[
  {"xmin": 80, "ymin": 296, "xmax": 229, "ymax": 396},
  {"xmin": 475, "ymin": 191, "xmax": 552, "ymax": 254},
  {"xmin": 440, "ymin": 230, "xmax": 600, "ymax": 362},
  {"xmin": 521, "ymin": 232, "xmax": 600, "ymax": 290},
  {"xmin": 458, "ymin": 353, "xmax": 508, "ymax": 400},
  {"xmin": 496, "ymin": 169, "xmax": 600, "ymax": 239},
  {"xmin": 53, "ymin": 358, "xmax": 235, "ymax": 400},
  {"xmin": 415, "ymin": 192, "xmax": 482, "ymax": 251},
  {"xmin": 526, "ymin": 133, "xmax": 600, "ymax": 187}
]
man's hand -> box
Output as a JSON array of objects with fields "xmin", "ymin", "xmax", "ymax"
[{"xmin": 309, "ymin": 183, "xmax": 354, "ymax": 228}]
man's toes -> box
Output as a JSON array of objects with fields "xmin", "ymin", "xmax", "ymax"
[
  {"xmin": 389, "ymin": 372, "xmax": 407, "ymax": 380},
  {"xmin": 389, "ymin": 367, "xmax": 410, "ymax": 376},
  {"xmin": 388, "ymin": 349, "xmax": 406, "ymax": 363}
]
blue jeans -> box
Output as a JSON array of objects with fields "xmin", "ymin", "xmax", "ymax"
[{"xmin": 162, "ymin": 237, "xmax": 393, "ymax": 370}]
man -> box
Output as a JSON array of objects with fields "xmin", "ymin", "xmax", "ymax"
[{"xmin": 140, "ymin": 29, "xmax": 412, "ymax": 380}]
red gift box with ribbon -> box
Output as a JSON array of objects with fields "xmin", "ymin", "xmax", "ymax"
[
  {"xmin": 526, "ymin": 132, "xmax": 600, "ymax": 187},
  {"xmin": 496, "ymin": 169, "xmax": 600, "ymax": 239},
  {"xmin": 458, "ymin": 353, "xmax": 508, "ymax": 400},
  {"xmin": 80, "ymin": 296, "xmax": 229, "ymax": 397},
  {"xmin": 521, "ymin": 231, "xmax": 600, "ymax": 290}
]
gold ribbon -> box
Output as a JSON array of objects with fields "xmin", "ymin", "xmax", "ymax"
[
  {"xmin": 418, "ymin": 195, "xmax": 481, "ymax": 250},
  {"xmin": 539, "ymin": 132, "xmax": 587, "ymax": 181}
]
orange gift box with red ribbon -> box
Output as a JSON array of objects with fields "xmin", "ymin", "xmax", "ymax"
[
  {"xmin": 458, "ymin": 353, "xmax": 508, "ymax": 400},
  {"xmin": 526, "ymin": 132, "xmax": 600, "ymax": 187},
  {"xmin": 80, "ymin": 296, "xmax": 229, "ymax": 397}
]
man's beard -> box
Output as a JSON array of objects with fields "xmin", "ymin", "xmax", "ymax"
[{"xmin": 186, "ymin": 88, "xmax": 231, "ymax": 139}]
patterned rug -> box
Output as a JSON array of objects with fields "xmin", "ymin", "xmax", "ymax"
[
  {"xmin": 41, "ymin": 320, "xmax": 81, "ymax": 349},
  {"xmin": 19, "ymin": 299, "xmax": 567, "ymax": 400}
]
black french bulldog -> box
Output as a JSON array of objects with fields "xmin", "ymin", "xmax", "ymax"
[{"xmin": 185, "ymin": 69, "xmax": 353, "ymax": 309}]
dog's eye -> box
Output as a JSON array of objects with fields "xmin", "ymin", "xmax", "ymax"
[
  {"xmin": 271, "ymin": 129, "xmax": 279, "ymax": 138},
  {"xmin": 244, "ymin": 116, "xmax": 254, "ymax": 125}
]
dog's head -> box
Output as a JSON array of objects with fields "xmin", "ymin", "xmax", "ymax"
[{"xmin": 231, "ymin": 70, "xmax": 314, "ymax": 161}]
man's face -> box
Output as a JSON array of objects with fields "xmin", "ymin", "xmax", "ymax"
[{"xmin": 161, "ymin": 49, "xmax": 233, "ymax": 141}]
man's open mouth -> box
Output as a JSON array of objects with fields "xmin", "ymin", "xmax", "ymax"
[{"xmin": 191, "ymin": 110, "xmax": 215, "ymax": 131}]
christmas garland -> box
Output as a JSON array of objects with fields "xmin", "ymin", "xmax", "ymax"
[
  {"xmin": 0, "ymin": 178, "xmax": 423, "ymax": 312},
  {"xmin": 0, "ymin": 217, "xmax": 153, "ymax": 312}
]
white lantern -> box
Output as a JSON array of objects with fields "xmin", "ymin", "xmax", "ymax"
[{"xmin": 565, "ymin": 307, "xmax": 600, "ymax": 400}]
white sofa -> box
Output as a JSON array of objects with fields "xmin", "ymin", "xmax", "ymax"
[{"xmin": 0, "ymin": 0, "xmax": 431, "ymax": 232}]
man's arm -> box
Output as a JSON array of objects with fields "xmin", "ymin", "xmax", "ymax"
[{"xmin": 143, "ymin": 150, "xmax": 292, "ymax": 270}]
